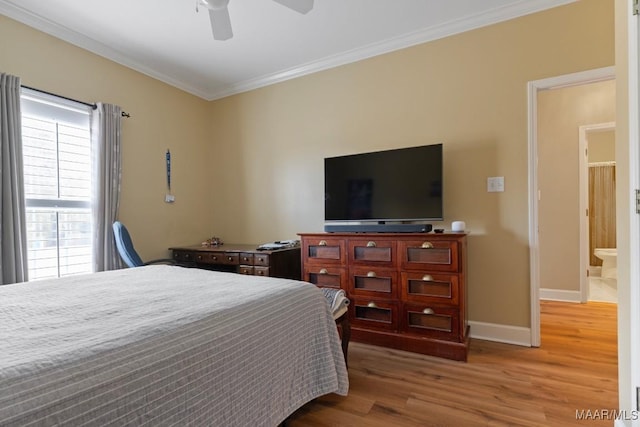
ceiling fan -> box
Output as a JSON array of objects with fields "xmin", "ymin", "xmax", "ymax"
[{"xmin": 198, "ymin": 0, "xmax": 314, "ymax": 41}]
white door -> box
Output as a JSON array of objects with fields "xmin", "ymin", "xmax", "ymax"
[{"xmin": 625, "ymin": 1, "xmax": 640, "ymax": 425}]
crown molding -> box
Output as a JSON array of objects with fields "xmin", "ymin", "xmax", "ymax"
[
  {"xmin": 1, "ymin": 0, "xmax": 576, "ymax": 102},
  {"xmin": 205, "ymin": 0, "xmax": 577, "ymax": 100},
  {"xmin": 0, "ymin": 1, "xmax": 211, "ymax": 99}
]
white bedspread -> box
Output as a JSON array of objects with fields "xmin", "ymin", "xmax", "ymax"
[{"xmin": 0, "ymin": 265, "xmax": 348, "ymax": 426}]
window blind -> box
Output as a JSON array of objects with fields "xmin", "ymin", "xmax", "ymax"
[{"xmin": 21, "ymin": 89, "xmax": 94, "ymax": 280}]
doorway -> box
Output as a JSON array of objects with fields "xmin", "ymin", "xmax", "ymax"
[
  {"xmin": 579, "ymin": 123, "xmax": 617, "ymax": 303},
  {"xmin": 527, "ymin": 66, "xmax": 615, "ymax": 347}
]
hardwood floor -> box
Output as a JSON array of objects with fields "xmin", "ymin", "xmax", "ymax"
[{"xmin": 287, "ymin": 301, "xmax": 618, "ymax": 426}]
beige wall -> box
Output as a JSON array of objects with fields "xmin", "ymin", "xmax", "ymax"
[
  {"xmin": 208, "ymin": 0, "xmax": 614, "ymax": 327},
  {"xmin": 0, "ymin": 15, "xmax": 213, "ymax": 260},
  {"xmin": 0, "ymin": 0, "xmax": 615, "ymax": 329},
  {"xmin": 537, "ymin": 80, "xmax": 616, "ymax": 292},
  {"xmin": 588, "ymin": 129, "xmax": 616, "ymax": 163}
]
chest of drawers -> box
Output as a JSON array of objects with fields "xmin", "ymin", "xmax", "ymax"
[
  {"xmin": 299, "ymin": 232, "xmax": 469, "ymax": 361},
  {"xmin": 170, "ymin": 244, "xmax": 301, "ymax": 280}
]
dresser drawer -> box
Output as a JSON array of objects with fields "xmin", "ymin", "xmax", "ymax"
[
  {"xmin": 400, "ymin": 272, "xmax": 459, "ymax": 306},
  {"xmin": 254, "ymin": 253, "xmax": 269, "ymax": 267},
  {"xmin": 200, "ymin": 252, "xmax": 239, "ymax": 265},
  {"xmin": 351, "ymin": 299, "xmax": 398, "ymax": 331},
  {"xmin": 302, "ymin": 237, "xmax": 346, "ymax": 265},
  {"xmin": 173, "ymin": 250, "xmax": 196, "ymax": 263},
  {"xmin": 349, "ymin": 267, "xmax": 397, "ymax": 299},
  {"xmin": 238, "ymin": 265, "xmax": 254, "ymax": 275},
  {"xmin": 402, "ymin": 304, "xmax": 460, "ymax": 341},
  {"xmin": 399, "ymin": 239, "xmax": 459, "ymax": 272},
  {"xmin": 348, "ymin": 239, "xmax": 395, "ymax": 267},
  {"xmin": 239, "ymin": 252, "xmax": 255, "ymax": 265},
  {"xmin": 304, "ymin": 266, "xmax": 346, "ymax": 289},
  {"xmin": 254, "ymin": 266, "xmax": 270, "ymax": 277},
  {"xmin": 239, "ymin": 265, "xmax": 271, "ymax": 277},
  {"xmin": 195, "ymin": 252, "xmax": 222, "ymax": 264}
]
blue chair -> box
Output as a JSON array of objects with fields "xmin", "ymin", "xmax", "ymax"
[{"xmin": 112, "ymin": 221, "xmax": 175, "ymax": 268}]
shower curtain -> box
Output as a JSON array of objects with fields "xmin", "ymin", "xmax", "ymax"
[{"xmin": 589, "ymin": 162, "xmax": 616, "ymax": 266}]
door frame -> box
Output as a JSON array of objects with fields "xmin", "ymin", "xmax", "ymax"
[
  {"xmin": 578, "ymin": 121, "xmax": 616, "ymax": 303},
  {"xmin": 527, "ymin": 66, "xmax": 615, "ymax": 347}
]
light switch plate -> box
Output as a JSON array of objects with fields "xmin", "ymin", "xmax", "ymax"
[
  {"xmin": 165, "ymin": 194, "xmax": 175, "ymax": 203},
  {"xmin": 487, "ymin": 176, "xmax": 505, "ymax": 192}
]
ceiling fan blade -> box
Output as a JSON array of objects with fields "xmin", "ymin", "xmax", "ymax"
[
  {"xmin": 208, "ymin": 7, "xmax": 233, "ymax": 40},
  {"xmin": 272, "ymin": 0, "xmax": 314, "ymax": 14}
]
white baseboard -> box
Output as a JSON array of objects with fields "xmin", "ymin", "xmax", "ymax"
[
  {"xmin": 468, "ymin": 321, "xmax": 531, "ymax": 347},
  {"xmin": 468, "ymin": 289, "xmax": 584, "ymax": 345},
  {"xmin": 469, "ymin": 290, "xmax": 582, "ymax": 347},
  {"xmin": 539, "ymin": 288, "xmax": 582, "ymax": 302}
]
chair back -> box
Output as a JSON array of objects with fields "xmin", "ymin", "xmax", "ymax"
[{"xmin": 112, "ymin": 221, "xmax": 144, "ymax": 268}]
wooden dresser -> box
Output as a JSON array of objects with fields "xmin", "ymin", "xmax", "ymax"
[
  {"xmin": 170, "ymin": 244, "xmax": 301, "ymax": 280},
  {"xmin": 298, "ymin": 232, "xmax": 469, "ymax": 361}
]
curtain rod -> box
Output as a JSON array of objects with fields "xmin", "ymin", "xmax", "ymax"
[
  {"xmin": 588, "ymin": 161, "xmax": 616, "ymax": 167},
  {"xmin": 21, "ymin": 85, "xmax": 131, "ymax": 118}
]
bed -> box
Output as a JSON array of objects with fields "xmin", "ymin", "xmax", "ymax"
[{"xmin": 0, "ymin": 265, "xmax": 348, "ymax": 426}]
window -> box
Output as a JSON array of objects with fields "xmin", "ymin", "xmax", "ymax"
[{"xmin": 21, "ymin": 90, "xmax": 94, "ymax": 280}]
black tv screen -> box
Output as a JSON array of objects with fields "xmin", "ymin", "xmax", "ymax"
[{"xmin": 324, "ymin": 143, "xmax": 443, "ymax": 222}]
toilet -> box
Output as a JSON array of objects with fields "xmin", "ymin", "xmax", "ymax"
[{"xmin": 594, "ymin": 248, "xmax": 617, "ymax": 279}]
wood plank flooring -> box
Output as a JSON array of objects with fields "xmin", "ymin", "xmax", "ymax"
[{"xmin": 287, "ymin": 301, "xmax": 618, "ymax": 426}]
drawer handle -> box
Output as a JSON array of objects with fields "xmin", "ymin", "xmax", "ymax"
[
  {"xmin": 422, "ymin": 308, "xmax": 434, "ymax": 315},
  {"xmin": 421, "ymin": 241, "xmax": 434, "ymax": 249},
  {"xmin": 366, "ymin": 241, "xmax": 377, "ymax": 247},
  {"xmin": 243, "ymin": 257, "xmax": 249, "ymax": 261},
  {"xmin": 319, "ymin": 268, "xmax": 328, "ymax": 274},
  {"xmin": 422, "ymin": 274, "xmax": 433, "ymax": 281},
  {"xmin": 197, "ymin": 255, "xmax": 203, "ymax": 261},
  {"xmin": 228, "ymin": 256, "xmax": 233, "ymax": 261},
  {"xmin": 318, "ymin": 240, "xmax": 327, "ymax": 246},
  {"xmin": 367, "ymin": 302, "xmax": 378, "ymax": 308},
  {"xmin": 366, "ymin": 271, "xmax": 377, "ymax": 278},
  {"xmin": 212, "ymin": 256, "xmax": 218, "ymax": 261}
]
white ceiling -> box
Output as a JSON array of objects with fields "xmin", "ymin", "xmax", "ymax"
[{"xmin": 0, "ymin": 0, "xmax": 575, "ymax": 101}]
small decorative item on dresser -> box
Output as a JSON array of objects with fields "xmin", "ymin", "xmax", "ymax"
[
  {"xmin": 202, "ymin": 236, "xmax": 224, "ymax": 247},
  {"xmin": 451, "ymin": 221, "xmax": 466, "ymax": 232}
]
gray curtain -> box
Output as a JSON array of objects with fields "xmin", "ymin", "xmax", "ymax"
[
  {"xmin": 0, "ymin": 73, "xmax": 28, "ymax": 284},
  {"xmin": 92, "ymin": 102, "xmax": 123, "ymax": 271}
]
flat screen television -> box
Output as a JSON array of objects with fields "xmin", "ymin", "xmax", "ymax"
[{"xmin": 324, "ymin": 143, "xmax": 443, "ymax": 223}]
